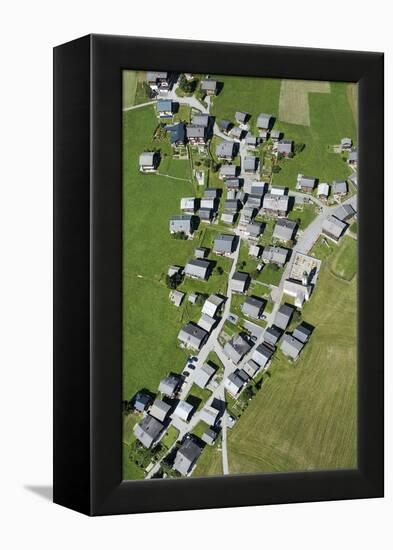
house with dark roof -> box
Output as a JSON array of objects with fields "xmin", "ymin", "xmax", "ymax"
[
  {"xmin": 274, "ymin": 304, "xmax": 294, "ymax": 330},
  {"xmin": 280, "ymin": 333, "xmax": 304, "ymax": 359},
  {"xmin": 243, "ymin": 359, "xmax": 261, "ymax": 379},
  {"xmin": 241, "ymin": 296, "xmax": 265, "ymax": 319},
  {"xmin": 252, "ymin": 342, "xmax": 274, "ymax": 368},
  {"xmin": 235, "ymin": 111, "xmax": 249, "ymax": 125},
  {"xmin": 225, "ymin": 178, "xmax": 241, "ymax": 190},
  {"xmin": 159, "ymin": 373, "xmax": 182, "ymax": 397},
  {"xmin": 245, "ymin": 221, "xmax": 263, "ymax": 239},
  {"xmin": 224, "ymin": 199, "xmax": 241, "ymax": 212},
  {"xmin": 218, "ymin": 119, "xmax": 232, "ymax": 134},
  {"xmin": 223, "ymin": 335, "xmax": 252, "ymax": 365},
  {"xmin": 322, "ymin": 215, "xmax": 347, "ymax": 242},
  {"xmin": 216, "ymin": 140, "xmax": 236, "ymax": 160},
  {"xmin": 219, "ymin": 164, "xmax": 238, "ymax": 179},
  {"xmin": 213, "ymin": 233, "xmax": 237, "ymax": 255},
  {"xmin": 134, "ymin": 414, "xmax": 165, "ymax": 448},
  {"xmin": 133, "ymin": 391, "xmax": 153, "ymax": 413},
  {"xmin": 231, "ymin": 271, "xmax": 251, "ymax": 293},
  {"xmin": 334, "ymin": 203, "xmax": 356, "ymax": 222},
  {"xmin": 150, "ymin": 399, "xmax": 171, "ymax": 422},
  {"xmin": 200, "ymin": 79, "xmax": 218, "ymax": 95},
  {"xmin": 273, "ymin": 218, "xmax": 297, "ymax": 242},
  {"xmin": 198, "ymin": 208, "xmax": 214, "ymax": 222},
  {"xmin": 257, "ymin": 113, "xmax": 273, "ymax": 131},
  {"xmin": 139, "ymin": 151, "xmax": 159, "ymax": 172},
  {"xmin": 166, "ymin": 122, "xmax": 186, "ymax": 146},
  {"xmin": 293, "ymin": 323, "xmax": 313, "ymax": 343},
  {"xmin": 156, "ymin": 99, "xmax": 174, "ymax": 118},
  {"xmin": 186, "ymin": 124, "xmax": 207, "ymax": 144},
  {"xmin": 173, "ymin": 438, "xmax": 202, "ymax": 475},
  {"xmin": 263, "ymin": 325, "xmax": 282, "ymax": 347},
  {"xmin": 202, "ymin": 427, "xmax": 219, "ymax": 446},
  {"xmin": 184, "ymin": 259, "xmax": 211, "ymax": 280},
  {"xmin": 177, "ymin": 323, "xmax": 208, "ymax": 351},
  {"xmin": 244, "ymin": 156, "xmax": 258, "ymax": 173},
  {"xmin": 224, "ymin": 369, "xmax": 249, "ymax": 395},
  {"xmin": 332, "ymin": 180, "xmax": 348, "ymax": 196}
]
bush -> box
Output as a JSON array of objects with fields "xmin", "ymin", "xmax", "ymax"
[{"xmin": 272, "ymin": 165, "xmax": 281, "ymax": 173}]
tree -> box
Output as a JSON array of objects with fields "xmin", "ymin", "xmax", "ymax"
[
  {"xmin": 216, "ymin": 266, "xmax": 224, "ymax": 275},
  {"xmin": 294, "ymin": 143, "xmax": 305, "ymax": 154},
  {"xmin": 272, "ymin": 165, "xmax": 281, "ymax": 173},
  {"xmin": 292, "ymin": 309, "xmax": 302, "ymax": 323}
]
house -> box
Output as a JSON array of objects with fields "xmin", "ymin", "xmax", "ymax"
[
  {"xmin": 257, "ymin": 113, "xmax": 273, "ymax": 131},
  {"xmin": 225, "ymin": 178, "xmax": 241, "ymax": 190},
  {"xmin": 224, "ymin": 199, "xmax": 241, "ymax": 212},
  {"xmin": 262, "ymin": 193, "xmax": 289, "ymax": 216},
  {"xmin": 133, "ymin": 391, "xmax": 153, "ymax": 413},
  {"xmin": 263, "ymin": 325, "xmax": 282, "ymax": 347},
  {"xmin": 221, "ymin": 211, "xmax": 236, "ymax": 224},
  {"xmin": 169, "ymin": 215, "xmax": 196, "ymax": 236},
  {"xmin": 173, "ymin": 438, "xmax": 202, "ymax": 476},
  {"xmin": 180, "ymin": 197, "xmax": 197, "ymax": 212},
  {"xmin": 332, "ymin": 180, "xmax": 348, "ymax": 196},
  {"xmin": 204, "ymin": 188, "xmax": 220, "ymax": 198},
  {"xmin": 188, "ymin": 293, "xmax": 198, "ymax": 304},
  {"xmin": 293, "ymin": 323, "xmax": 313, "ymax": 343},
  {"xmin": 317, "ymin": 183, "xmax": 330, "ymax": 200},
  {"xmin": 194, "ymin": 247, "xmax": 208, "ymax": 259},
  {"xmin": 199, "ymin": 405, "xmax": 219, "ymax": 426},
  {"xmin": 186, "ymin": 125, "xmax": 206, "ymax": 144},
  {"xmin": 322, "ymin": 215, "xmax": 347, "ymax": 242},
  {"xmin": 249, "ymin": 244, "xmax": 262, "ymax": 258},
  {"xmin": 167, "ymin": 265, "xmax": 182, "ymax": 278},
  {"xmin": 156, "ymin": 99, "xmax": 173, "ymax": 118},
  {"xmin": 244, "ymin": 156, "xmax": 258, "ymax": 173},
  {"xmin": 245, "ymin": 221, "xmax": 263, "ymax": 239},
  {"xmin": 334, "ymin": 203, "xmax": 356, "ymax": 222},
  {"xmin": 191, "ymin": 113, "xmax": 210, "ymax": 127},
  {"xmin": 213, "ymin": 234, "xmax": 237, "ymax": 255},
  {"xmin": 276, "ymin": 140, "xmax": 293, "ymax": 156},
  {"xmin": 194, "ymin": 362, "xmax": 216, "ymax": 389},
  {"xmin": 274, "ymin": 304, "xmax": 294, "ymax": 330},
  {"xmin": 200, "ymin": 197, "xmax": 216, "ymax": 210},
  {"xmin": 270, "ymin": 129, "xmax": 281, "ymax": 141},
  {"xmin": 280, "ymin": 333, "xmax": 304, "ymax": 359},
  {"xmin": 283, "ymin": 279, "xmax": 312, "ymax": 308},
  {"xmin": 250, "ymin": 182, "xmax": 266, "ymax": 196},
  {"xmin": 341, "ymin": 137, "xmax": 352, "ymax": 150},
  {"xmin": 200, "ymin": 79, "xmax": 218, "ymax": 95},
  {"xmin": 139, "ymin": 151, "xmax": 159, "ymax": 172},
  {"xmin": 259, "ymin": 129, "xmax": 269, "ymax": 142},
  {"xmin": 224, "ymin": 369, "xmax": 249, "ymax": 395},
  {"xmin": 202, "ymin": 294, "xmax": 225, "ymax": 317},
  {"xmin": 202, "ymin": 427, "xmax": 218, "ymax": 445},
  {"xmin": 230, "ymin": 126, "xmax": 243, "ymax": 141},
  {"xmin": 218, "ymin": 119, "xmax": 232, "ymax": 134},
  {"xmin": 159, "ymin": 373, "xmax": 182, "ymax": 397},
  {"xmin": 347, "ymin": 150, "xmax": 358, "ymax": 165},
  {"xmin": 252, "ymin": 342, "xmax": 274, "ymax": 368},
  {"xmin": 173, "ymin": 400, "xmax": 194, "ymax": 422},
  {"xmin": 273, "ymin": 218, "xmax": 297, "ymax": 242},
  {"xmin": 245, "ymin": 134, "xmax": 259, "ymax": 149},
  {"xmin": 298, "ymin": 175, "xmax": 317, "ymax": 193},
  {"xmin": 262, "ymin": 246, "xmax": 288, "ymax": 266},
  {"xmin": 134, "ymin": 414, "xmax": 165, "ymax": 448},
  {"xmin": 241, "ymin": 296, "xmax": 265, "ymax": 319},
  {"xmin": 243, "ymin": 359, "xmax": 261, "ymax": 379},
  {"xmin": 270, "ymin": 185, "xmax": 287, "ymax": 196},
  {"xmin": 240, "ymin": 207, "xmax": 256, "ymax": 223},
  {"xmin": 150, "ymin": 399, "xmax": 171, "ymax": 422},
  {"xmin": 235, "ymin": 111, "xmax": 249, "ymax": 125},
  {"xmin": 246, "ymin": 194, "xmax": 262, "ymax": 208},
  {"xmin": 198, "ymin": 313, "xmax": 216, "ymax": 333},
  {"xmin": 169, "ymin": 289, "xmax": 185, "ymax": 307},
  {"xmin": 348, "ymin": 171, "xmax": 358, "ymax": 187},
  {"xmin": 198, "ymin": 208, "xmax": 214, "ymax": 222},
  {"xmin": 166, "ymin": 122, "xmax": 186, "ymax": 146},
  {"xmin": 146, "ymin": 71, "xmax": 168, "ymax": 92},
  {"xmin": 177, "ymin": 322, "xmax": 208, "ymax": 350},
  {"xmin": 184, "ymin": 259, "xmax": 211, "ymax": 280},
  {"xmin": 223, "ymin": 334, "xmax": 252, "ymax": 365},
  {"xmin": 219, "ymin": 164, "xmax": 238, "ymax": 179},
  {"xmin": 216, "ymin": 140, "xmax": 236, "ymax": 160},
  {"xmin": 231, "ymin": 271, "xmax": 251, "ymax": 293}
]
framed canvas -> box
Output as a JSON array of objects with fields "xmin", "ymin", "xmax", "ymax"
[{"xmin": 53, "ymin": 34, "xmax": 384, "ymax": 516}]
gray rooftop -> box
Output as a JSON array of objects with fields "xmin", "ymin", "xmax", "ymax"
[
  {"xmin": 257, "ymin": 113, "xmax": 273, "ymax": 128},
  {"xmin": 134, "ymin": 414, "xmax": 165, "ymax": 448},
  {"xmin": 322, "ymin": 215, "xmax": 347, "ymax": 240},
  {"xmin": 274, "ymin": 304, "xmax": 294, "ymax": 330},
  {"xmin": 241, "ymin": 296, "xmax": 265, "ymax": 319},
  {"xmin": 177, "ymin": 322, "xmax": 208, "ymax": 350},
  {"xmin": 263, "ymin": 325, "xmax": 282, "ymax": 346},
  {"xmin": 216, "ymin": 140, "xmax": 235, "ymax": 158},
  {"xmin": 150, "ymin": 399, "xmax": 171, "ymax": 422},
  {"xmin": 223, "ymin": 334, "xmax": 252, "ymax": 364},
  {"xmin": 184, "ymin": 258, "xmax": 211, "ymax": 279},
  {"xmin": 273, "ymin": 218, "xmax": 297, "ymax": 241},
  {"xmin": 191, "ymin": 113, "xmax": 210, "ymax": 127},
  {"xmin": 213, "ymin": 233, "xmax": 236, "ymax": 254},
  {"xmin": 173, "ymin": 438, "xmax": 202, "ymax": 475},
  {"xmin": 293, "ymin": 323, "xmax": 312, "ymax": 343},
  {"xmin": 280, "ymin": 333, "xmax": 304, "ymax": 359}
]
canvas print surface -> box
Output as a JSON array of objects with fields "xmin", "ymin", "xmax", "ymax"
[{"xmin": 122, "ymin": 70, "xmax": 358, "ymax": 480}]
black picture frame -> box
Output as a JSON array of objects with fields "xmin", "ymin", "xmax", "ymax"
[{"xmin": 53, "ymin": 34, "xmax": 384, "ymax": 516}]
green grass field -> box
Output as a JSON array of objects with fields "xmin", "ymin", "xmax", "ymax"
[{"xmin": 224, "ymin": 237, "xmax": 357, "ymax": 474}]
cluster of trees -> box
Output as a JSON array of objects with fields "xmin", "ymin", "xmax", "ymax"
[
  {"xmin": 122, "ymin": 399, "xmax": 133, "ymax": 415},
  {"xmin": 178, "ymin": 74, "xmax": 197, "ymax": 95},
  {"xmin": 171, "ymin": 231, "xmax": 187, "ymax": 241},
  {"xmin": 129, "ymin": 441, "xmax": 159, "ymax": 469},
  {"xmin": 166, "ymin": 271, "xmax": 183, "ymax": 289}
]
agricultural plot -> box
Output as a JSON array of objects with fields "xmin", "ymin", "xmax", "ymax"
[{"xmin": 279, "ymin": 79, "xmax": 331, "ymax": 126}]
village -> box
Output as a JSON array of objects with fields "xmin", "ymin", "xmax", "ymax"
[{"xmin": 124, "ymin": 71, "xmax": 358, "ymax": 478}]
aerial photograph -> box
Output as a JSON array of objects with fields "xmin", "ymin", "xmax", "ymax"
[{"xmin": 122, "ymin": 70, "xmax": 358, "ymax": 480}]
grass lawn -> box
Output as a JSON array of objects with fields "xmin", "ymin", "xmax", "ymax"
[
  {"xmin": 161, "ymin": 426, "xmax": 180, "ymax": 449},
  {"xmin": 123, "ymin": 444, "xmax": 145, "ymax": 480},
  {"xmin": 330, "ymin": 236, "xmax": 357, "ymax": 281},
  {"xmin": 192, "ymin": 442, "xmax": 223, "ymax": 478},
  {"xmin": 287, "ymin": 203, "xmax": 318, "ymax": 229},
  {"xmin": 258, "ymin": 263, "xmax": 284, "ymax": 286},
  {"xmin": 226, "ymin": 237, "xmax": 357, "ymax": 474},
  {"xmin": 191, "ymin": 420, "xmax": 210, "ymax": 439},
  {"xmin": 350, "ymin": 222, "xmax": 358, "ymax": 234},
  {"xmin": 186, "ymin": 384, "xmax": 212, "ymax": 411},
  {"xmin": 122, "ymin": 70, "xmax": 138, "ymax": 109}
]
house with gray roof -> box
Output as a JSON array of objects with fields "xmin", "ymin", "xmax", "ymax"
[
  {"xmin": 270, "ymin": 129, "xmax": 281, "ymax": 141},
  {"xmin": 231, "ymin": 271, "xmax": 251, "ymax": 293},
  {"xmin": 156, "ymin": 99, "xmax": 173, "ymax": 117},
  {"xmin": 139, "ymin": 151, "xmax": 159, "ymax": 172},
  {"xmin": 159, "ymin": 373, "xmax": 182, "ymax": 397},
  {"xmin": 216, "ymin": 140, "xmax": 236, "ymax": 160},
  {"xmin": 280, "ymin": 333, "xmax": 304, "ymax": 360},
  {"xmin": 274, "ymin": 304, "xmax": 294, "ymax": 330},
  {"xmin": 198, "ymin": 208, "xmax": 214, "ymax": 222},
  {"xmin": 191, "ymin": 113, "xmax": 210, "ymax": 127},
  {"xmin": 250, "ymin": 182, "xmax": 266, "ymax": 196},
  {"xmin": 150, "ymin": 399, "xmax": 171, "ymax": 422},
  {"xmin": 276, "ymin": 140, "xmax": 293, "ymax": 156},
  {"xmin": 235, "ymin": 111, "xmax": 249, "ymax": 124},
  {"xmin": 241, "ymin": 296, "xmax": 265, "ymax": 319},
  {"xmin": 169, "ymin": 289, "xmax": 185, "ymax": 307},
  {"xmin": 298, "ymin": 175, "xmax": 317, "ymax": 193},
  {"xmin": 202, "ymin": 427, "xmax": 218, "ymax": 445},
  {"xmin": 213, "ymin": 233, "xmax": 237, "ymax": 255},
  {"xmin": 245, "ymin": 221, "xmax": 263, "ymax": 238},
  {"xmin": 262, "ymin": 193, "xmax": 289, "ymax": 216},
  {"xmin": 322, "ymin": 215, "xmax": 347, "ymax": 242},
  {"xmin": 134, "ymin": 414, "xmax": 165, "ymax": 449},
  {"xmin": 317, "ymin": 183, "xmax": 330, "ymax": 200},
  {"xmin": 224, "ymin": 369, "xmax": 249, "ymax": 396},
  {"xmin": 173, "ymin": 400, "xmax": 194, "ymax": 422},
  {"xmin": 262, "ymin": 245, "xmax": 288, "ymax": 266},
  {"xmin": 246, "ymin": 134, "xmax": 259, "ymax": 149},
  {"xmin": 221, "ymin": 211, "xmax": 236, "ymax": 224},
  {"xmin": 223, "ymin": 334, "xmax": 252, "ymax": 365},
  {"xmin": 347, "ymin": 150, "xmax": 358, "ymax": 165},
  {"xmin": 199, "ymin": 405, "xmax": 219, "ymax": 426},
  {"xmin": 202, "ymin": 294, "xmax": 225, "ymax": 317},
  {"xmin": 283, "ymin": 279, "xmax": 312, "ymax": 308},
  {"xmin": 200, "ymin": 79, "xmax": 218, "ymax": 95},
  {"xmin": 263, "ymin": 325, "xmax": 282, "ymax": 347},
  {"xmin": 257, "ymin": 113, "xmax": 273, "ymax": 130},
  {"xmin": 194, "ymin": 362, "xmax": 216, "ymax": 389},
  {"xmin": 184, "ymin": 258, "xmax": 211, "ymax": 280},
  {"xmin": 341, "ymin": 137, "xmax": 352, "ymax": 150},
  {"xmin": 224, "ymin": 199, "xmax": 241, "ymax": 212},
  {"xmin": 169, "ymin": 215, "xmax": 196, "ymax": 236},
  {"xmin": 180, "ymin": 197, "xmax": 197, "ymax": 212},
  {"xmin": 334, "ymin": 203, "xmax": 356, "ymax": 222},
  {"xmin": 244, "ymin": 156, "xmax": 258, "ymax": 173},
  {"xmin": 219, "ymin": 164, "xmax": 238, "ymax": 179},
  {"xmin": 218, "ymin": 119, "xmax": 232, "ymax": 134},
  {"xmin": 146, "ymin": 71, "xmax": 168, "ymax": 92},
  {"xmin": 332, "ymin": 180, "xmax": 348, "ymax": 196},
  {"xmin": 230, "ymin": 126, "xmax": 244, "ymax": 141},
  {"xmin": 246, "ymin": 194, "xmax": 262, "ymax": 209},
  {"xmin": 200, "ymin": 197, "xmax": 216, "ymax": 210},
  {"xmin": 293, "ymin": 323, "xmax": 312, "ymax": 344},
  {"xmin": 173, "ymin": 438, "xmax": 202, "ymax": 476},
  {"xmin": 186, "ymin": 124, "xmax": 206, "ymax": 144},
  {"xmin": 194, "ymin": 247, "xmax": 208, "ymax": 259},
  {"xmin": 198, "ymin": 313, "xmax": 216, "ymax": 333},
  {"xmin": 225, "ymin": 178, "xmax": 241, "ymax": 190},
  {"xmin": 243, "ymin": 359, "xmax": 261, "ymax": 379},
  {"xmin": 133, "ymin": 391, "xmax": 153, "ymax": 413},
  {"xmin": 177, "ymin": 322, "xmax": 208, "ymax": 350},
  {"xmin": 249, "ymin": 244, "xmax": 262, "ymax": 258},
  {"xmin": 252, "ymin": 342, "xmax": 274, "ymax": 368},
  {"xmin": 204, "ymin": 188, "xmax": 220, "ymax": 198},
  {"xmin": 273, "ymin": 218, "xmax": 297, "ymax": 242}
]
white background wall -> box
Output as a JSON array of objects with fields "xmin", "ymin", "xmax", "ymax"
[{"xmin": 0, "ymin": 0, "xmax": 390, "ymax": 548}]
